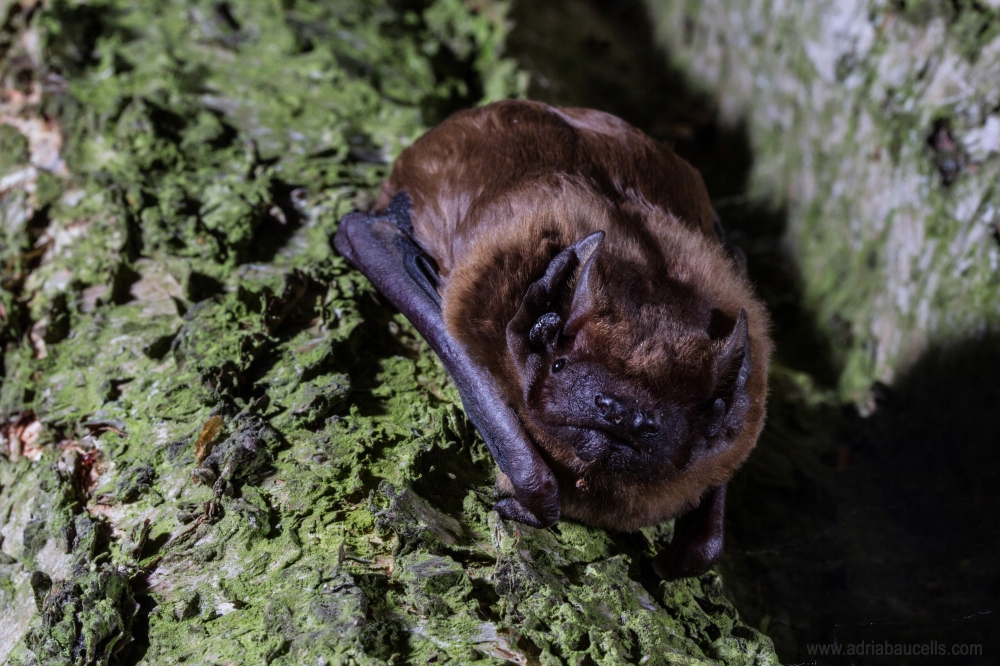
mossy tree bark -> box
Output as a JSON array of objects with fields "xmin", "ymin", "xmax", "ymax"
[
  {"xmin": 645, "ymin": 0, "xmax": 1000, "ymax": 405},
  {"xmin": 0, "ymin": 1, "xmax": 777, "ymax": 664}
]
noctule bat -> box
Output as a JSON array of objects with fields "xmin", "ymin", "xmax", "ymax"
[{"xmin": 334, "ymin": 100, "xmax": 772, "ymax": 579}]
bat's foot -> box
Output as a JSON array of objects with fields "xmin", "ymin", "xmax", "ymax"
[
  {"xmin": 494, "ymin": 497, "xmax": 559, "ymax": 529},
  {"xmin": 712, "ymin": 217, "xmax": 747, "ymax": 277},
  {"xmin": 651, "ymin": 484, "xmax": 727, "ymax": 580},
  {"xmin": 726, "ymin": 244, "xmax": 747, "ymax": 277},
  {"xmin": 652, "ymin": 534, "xmax": 723, "ymax": 581}
]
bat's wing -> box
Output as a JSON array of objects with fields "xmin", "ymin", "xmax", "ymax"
[
  {"xmin": 334, "ymin": 193, "xmax": 561, "ymax": 528},
  {"xmin": 652, "ymin": 484, "xmax": 727, "ymax": 580}
]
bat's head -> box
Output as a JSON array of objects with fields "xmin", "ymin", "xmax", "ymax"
[{"xmin": 506, "ymin": 231, "xmax": 754, "ymax": 483}]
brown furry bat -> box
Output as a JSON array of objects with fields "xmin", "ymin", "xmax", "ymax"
[{"xmin": 335, "ymin": 100, "xmax": 771, "ymax": 579}]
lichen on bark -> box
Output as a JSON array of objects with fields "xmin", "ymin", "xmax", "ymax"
[
  {"xmin": 0, "ymin": 1, "xmax": 776, "ymax": 664},
  {"xmin": 645, "ymin": 0, "xmax": 1000, "ymax": 405}
]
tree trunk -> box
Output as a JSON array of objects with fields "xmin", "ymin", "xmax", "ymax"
[
  {"xmin": 645, "ymin": 0, "xmax": 1000, "ymax": 405},
  {"xmin": 0, "ymin": 1, "xmax": 777, "ymax": 664}
]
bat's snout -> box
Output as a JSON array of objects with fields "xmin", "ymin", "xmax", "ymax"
[{"xmin": 593, "ymin": 393, "xmax": 660, "ymax": 437}]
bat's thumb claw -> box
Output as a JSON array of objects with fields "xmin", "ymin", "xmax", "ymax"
[{"xmin": 494, "ymin": 498, "xmax": 560, "ymax": 529}]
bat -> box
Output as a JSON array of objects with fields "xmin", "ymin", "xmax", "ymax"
[{"xmin": 334, "ymin": 100, "xmax": 772, "ymax": 579}]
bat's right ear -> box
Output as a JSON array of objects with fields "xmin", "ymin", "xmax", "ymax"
[
  {"xmin": 506, "ymin": 249, "xmax": 574, "ymax": 387},
  {"xmin": 506, "ymin": 232, "xmax": 605, "ymax": 381},
  {"xmin": 564, "ymin": 231, "xmax": 605, "ymax": 336}
]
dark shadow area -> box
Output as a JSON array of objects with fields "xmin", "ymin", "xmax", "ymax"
[
  {"xmin": 508, "ymin": 0, "xmax": 716, "ymax": 146},
  {"xmin": 118, "ymin": 594, "xmax": 155, "ymax": 666},
  {"xmin": 243, "ymin": 181, "xmax": 307, "ymax": 265},
  {"xmin": 508, "ymin": 0, "xmax": 1000, "ymax": 663},
  {"xmin": 411, "ymin": 436, "xmax": 493, "ymax": 518},
  {"xmin": 728, "ymin": 337, "xmax": 1000, "ymax": 664}
]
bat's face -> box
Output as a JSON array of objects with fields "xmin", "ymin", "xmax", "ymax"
[
  {"xmin": 525, "ymin": 349, "xmax": 695, "ymax": 479},
  {"xmin": 506, "ymin": 232, "xmax": 753, "ymax": 483}
]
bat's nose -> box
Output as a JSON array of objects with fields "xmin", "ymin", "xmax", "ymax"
[
  {"xmin": 631, "ymin": 413, "xmax": 659, "ymax": 436},
  {"xmin": 594, "ymin": 394, "xmax": 659, "ymax": 436},
  {"xmin": 594, "ymin": 393, "xmax": 617, "ymax": 414}
]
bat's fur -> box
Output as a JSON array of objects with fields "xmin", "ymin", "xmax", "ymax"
[{"xmin": 375, "ymin": 100, "xmax": 772, "ymax": 533}]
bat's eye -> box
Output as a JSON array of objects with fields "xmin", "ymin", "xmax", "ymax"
[{"xmin": 552, "ymin": 358, "xmax": 567, "ymax": 373}]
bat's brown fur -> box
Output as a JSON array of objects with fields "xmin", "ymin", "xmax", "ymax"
[{"xmin": 375, "ymin": 100, "xmax": 772, "ymax": 532}]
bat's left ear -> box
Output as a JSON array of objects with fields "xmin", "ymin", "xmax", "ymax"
[{"xmin": 703, "ymin": 309, "xmax": 753, "ymax": 447}]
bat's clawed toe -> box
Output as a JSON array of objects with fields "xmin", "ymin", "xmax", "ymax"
[{"xmin": 493, "ymin": 497, "xmax": 560, "ymax": 529}]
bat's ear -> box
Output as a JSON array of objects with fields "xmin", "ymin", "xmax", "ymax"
[
  {"xmin": 506, "ymin": 231, "xmax": 605, "ymax": 382},
  {"xmin": 703, "ymin": 308, "xmax": 753, "ymax": 443},
  {"xmin": 563, "ymin": 231, "xmax": 604, "ymax": 337}
]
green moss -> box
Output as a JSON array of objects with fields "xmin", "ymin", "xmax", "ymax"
[
  {"xmin": 23, "ymin": 563, "xmax": 138, "ymax": 666},
  {"xmin": 0, "ymin": 124, "xmax": 30, "ymax": 174}
]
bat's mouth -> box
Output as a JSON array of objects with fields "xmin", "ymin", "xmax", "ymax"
[
  {"xmin": 571, "ymin": 425, "xmax": 642, "ymax": 463},
  {"xmin": 597, "ymin": 428, "xmax": 641, "ymax": 452}
]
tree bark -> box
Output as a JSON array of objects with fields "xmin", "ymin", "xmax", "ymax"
[
  {"xmin": 0, "ymin": 1, "xmax": 777, "ymax": 664},
  {"xmin": 645, "ymin": 0, "xmax": 1000, "ymax": 405}
]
